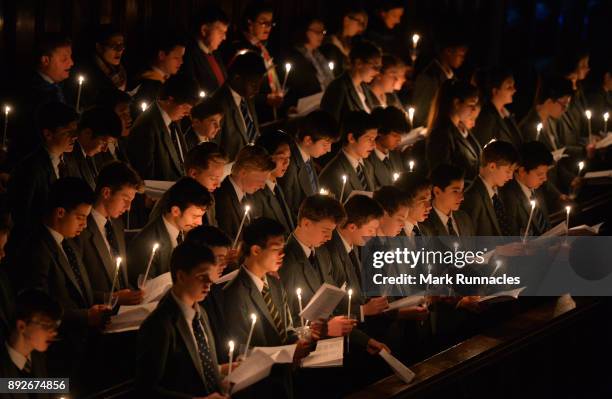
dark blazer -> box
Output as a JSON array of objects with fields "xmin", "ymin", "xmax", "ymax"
[
  {"xmin": 319, "ymin": 151, "xmax": 376, "ymax": 200},
  {"xmin": 93, "ymin": 137, "xmax": 131, "ymax": 169},
  {"xmin": 181, "ymin": 40, "xmax": 226, "ymax": 95},
  {"xmin": 0, "ymin": 344, "xmax": 49, "ymax": 399},
  {"xmin": 251, "ymin": 184, "xmax": 295, "ymax": 233},
  {"xmin": 320, "ymin": 72, "xmax": 373, "ymax": 123},
  {"xmin": 214, "ymin": 177, "xmax": 255, "ymax": 240},
  {"xmin": 319, "ymin": 38, "xmax": 349, "ymax": 77},
  {"xmin": 136, "ymin": 292, "xmax": 222, "ymax": 398},
  {"xmin": 460, "ymin": 177, "xmax": 503, "ymax": 236},
  {"xmin": 77, "ymin": 214, "xmax": 129, "ymax": 303},
  {"xmin": 127, "ymin": 103, "xmax": 186, "ymax": 181},
  {"xmin": 366, "ymin": 149, "xmax": 404, "ymax": 188},
  {"xmin": 426, "ymin": 121, "xmax": 481, "ymax": 183},
  {"xmin": 420, "ymin": 208, "xmax": 475, "ymax": 237},
  {"xmin": 184, "ymin": 129, "xmax": 204, "ymax": 152},
  {"xmin": 473, "ymin": 101, "xmax": 524, "ymax": 148},
  {"xmin": 64, "ymin": 142, "xmax": 97, "ymax": 190},
  {"xmin": 67, "ymin": 57, "xmax": 124, "ymax": 110},
  {"xmin": 364, "ymin": 87, "xmax": 404, "ymax": 111},
  {"xmin": 324, "ymin": 231, "xmax": 364, "ymax": 311},
  {"xmin": 0, "ymin": 270, "xmax": 15, "ymax": 339},
  {"xmin": 412, "ymin": 60, "xmax": 451, "ymax": 127},
  {"xmin": 277, "ymin": 143, "xmax": 319, "ymax": 218},
  {"xmin": 283, "ymin": 46, "xmax": 326, "ymax": 108},
  {"xmin": 500, "ymin": 179, "xmax": 550, "ymax": 236},
  {"xmin": 212, "ymin": 83, "xmax": 260, "ymax": 160},
  {"xmin": 127, "ymin": 216, "xmax": 173, "ymax": 287}
]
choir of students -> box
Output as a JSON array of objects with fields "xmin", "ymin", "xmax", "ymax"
[{"xmin": 0, "ymin": 2, "xmax": 610, "ymax": 398}]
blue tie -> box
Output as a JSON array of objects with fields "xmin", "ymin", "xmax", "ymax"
[
  {"xmin": 304, "ymin": 159, "xmax": 318, "ymax": 193},
  {"xmin": 239, "ymin": 99, "xmax": 257, "ymax": 143}
]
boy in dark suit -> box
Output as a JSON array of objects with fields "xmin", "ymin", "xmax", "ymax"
[
  {"xmin": 127, "ymin": 76, "xmax": 199, "ymax": 180},
  {"xmin": 319, "ymin": 111, "xmax": 378, "ymax": 199},
  {"xmin": 278, "ymin": 110, "xmax": 340, "ymax": 217},
  {"xmin": 215, "ymin": 146, "xmax": 275, "ymax": 239},
  {"xmin": 500, "ymin": 141, "xmax": 553, "ymax": 236},
  {"xmin": 212, "ymin": 51, "xmax": 266, "ymax": 160},
  {"xmin": 461, "ymin": 140, "xmax": 518, "ymax": 236},
  {"xmin": 185, "ymin": 98, "xmax": 224, "ymax": 150},
  {"xmin": 367, "ymin": 106, "xmax": 408, "ymax": 187},
  {"xmin": 373, "ymin": 185, "xmax": 411, "ymax": 237},
  {"xmin": 93, "ymin": 88, "xmax": 133, "ymax": 167},
  {"xmin": 252, "ymin": 131, "xmax": 295, "ymax": 233},
  {"xmin": 78, "ymin": 161, "xmax": 144, "ymax": 305},
  {"xmin": 128, "ymin": 177, "xmax": 212, "ymax": 286},
  {"xmin": 136, "ymin": 241, "xmax": 228, "ymax": 398},
  {"xmin": 394, "ymin": 173, "xmax": 433, "ymax": 237}
]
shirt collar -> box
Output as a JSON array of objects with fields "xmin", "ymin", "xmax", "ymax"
[
  {"xmin": 38, "ymin": 71, "xmax": 55, "ymax": 84},
  {"xmin": 5, "ymin": 342, "xmax": 28, "ymax": 371},
  {"xmin": 434, "ymin": 58, "xmax": 454, "ymax": 79},
  {"xmin": 243, "ymin": 265, "xmax": 267, "ymax": 293},
  {"xmin": 373, "ymin": 148, "xmax": 388, "ymax": 161},
  {"xmin": 197, "ymin": 39, "xmax": 212, "ymax": 55},
  {"xmin": 498, "ymin": 106, "xmax": 511, "ymax": 118},
  {"xmin": 403, "ymin": 221, "xmax": 416, "ymax": 237},
  {"xmin": 151, "ymin": 66, "xmax": 169, "ymax": 81},
  {"xmin": 162, "ymin": 215, "xmax": 181, "ymax": 248},
  {"xmin": 517, "ymin": 179, "xmax": 533, "ymax": 200},
  {"xmin": 90, "ymin": 208, "xmax": 108, "ymax": 233},
  {"xmin": 479, "ymin": 175, "xmax": 497, "ymax": 199},
  {"xmin": 157, "ymin": 103, "xmax": 173, "ymax": 128},
  {"xmin": 297, "ymin": 144, "xmax": 310, "ymax": 163},
  {"xmin": 265, "ymin": 179, "xmax": 276, "ymax": 192},
  {"xmin": 293, "ymin": 234, "xmax": 312, "ymax": 258},
  {"xmin": 46, "ymin": 226, "xmax": 64, "ymax": 247},
  {"xmin": 229, "ymin": 87, "xmax": 243, "ymax": 109},
  {"xmin": 195, "ymin": 134, "xmax": 210, "ymax": 144},
  {"xmin": 228, "ymin": 175, "xmax": 245, "ymax": 203},
  {"xmin": 433, "ymin": 205, "xmax": 451, "ymax": 227},
  {"xmin": 342, "ymin": 150, "xmax": 362, "ymax": 171},
  {"xmin": 337, "ymin": 231, "xmax": 353, "ymax": 253},
  {"xmin": 170, "ymin": 290, "xmax": 197, "ymax": 323}
]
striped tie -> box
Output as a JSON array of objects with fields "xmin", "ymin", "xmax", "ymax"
[
  {"xmin": 356, "ymin": 164, "xmax": 369, "ymax": 190},
  {"xmin": 262, "ymin": 282, "xmax": 286, "ymax": 342},
  {"xmin": 240, "ymin": 98, "xmax": 257, "ymax": 143}
]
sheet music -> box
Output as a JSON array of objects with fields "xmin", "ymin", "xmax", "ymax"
[
  {"xmin": 252, "ymin": 344, "xmax": 297, "ymax": 363},
  {"xmin": 215, "ymin": 269, "xmax": 239, "ymax": 285},
  {"xmin": 478, "ymin": 287, "xmax": 525, "ymax": 303},
  {"xmin": 295, "ymin": 92, "xmax": 323, "ymax": 116},
  {"xmin": 300, "ymin": 283, "xmax": 346, "ymax": 321},
  {"xmin": 379, "ymin": 349, "xmax": 416, "ymax": 384},
  {"xmin": 551, "ymin": 147, "xmax": 568, "ymax": 162},
  {"xmin": 229, "ymin": 350, "xmax": 274, "ymax": 393},
  {"xmin": 142, "ymin": 272, "xmax": 173, "ymax": 303},
  {"xmin": 105, "ymin": 301, "xmax": 159, "ymax": 333},
  {"xmin": 595, "ymin": 133, "xmax": 612, "ymax": 149},
  {"xmin": 385, "ymin": 294, "xmax": 426, "ymax": 311},
  {"xmin": 536, "ymin": 222, "xmax": 567, "ymax": 239},
  {"xmin": 144, "ymin": 180, "xmax": 174, "ymax": 200},
  {"xmin": 584, "ymin": 170, "xmax": 612, "ymax": 179},
  {"xmin": 569, "ymin": 222, "xmax": 604, "ymax": 235},
  {"xmin": 399, "ymin": 127, "xmax": 427, "ymax": 149},
  {"xmin": 301, "ymin": 337, "xmax": 344, "ymax": 368}
]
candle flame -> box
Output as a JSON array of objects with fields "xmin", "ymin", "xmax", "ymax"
[
  {"xmin": 328, "ymin": 61, "xmax": 335, "ymax": 71},
  {"xmin": 392, "ymin": 172, "xmax": 400, "ymax": 182},
  {"xmin": 285, "ymin": 62, "xmax": 292, "ymax": 73},
  {"xmin": 409, "ymin": 160, "xmax": 415, "ymax": 171},
  {"xmin": 604, "ymin": 112, "xmax": 609, "ymax": 122},
  {"xmin": 536, "ymin": 122, "xmax": 543, "ymax": 132},
  {"xmin": 530, "ymin": 200, "xmax": 536, "ymax": 209},
  {"xmin": 296, "ymin": 287, "xmax": 302, "ymax": 297},
  {"xmin": 453, "ymin": 242, "xmax": 459, "ymax": 250},
  {"xmin": 4, "ymin": 105, "xmax": 11, "ymax": 114},
  {"xmin": 342, "ymin": 175, "xmax": 347, "ymax": 183},
  {"xmin": 140, "ymin": 102, "xmax": 148, "ymax": 112},
  {"xmin": 228, "ymin": 340, "xmax": 234, "ymax": 351},
  {"xmin": 565, "ymin": 205, "xmax": 571, "ymax": 214},
  {"xmin": 347, "ymin": 288, "xmax": 353, "ymax": 297},
  {"xmin": 116, "ymin": 257, "xmax": 122, "ymax": 268},
  {"xmin": 153, "ymin": 242, "xmax": 160, "ymax": 251},
  {"xmin": 319, "ymin": 188, "xmax": 329, "ymax": 195},
  {"xmin": 199, "ymin": 91, "xmax": 206, "ymax": 98},
  {"xmin": 250, "ymin": 313, "xmax": 257, "ymax": 323},
  {"xmin": 245, "ymin": 204, "xmax": 251, "ymax": 213},
  {"xmin": 78, "ymin": 75, "xmax": 85, "ymax": 84},
  {"xmin": 585, "ymin": 110, "xmax": 592, "ymax": 119},
  {"xmin": 578, "ymin": 161, "xmax": 584, "ymax": 171},
  {"xmin": 412, "ymin": 33, "xmax": 420, "ymax": 46}
]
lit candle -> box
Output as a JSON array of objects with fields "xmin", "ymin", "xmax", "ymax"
[
  {"xmin": 604, "ymin": 112, "xmax": 609, "ymax": 134},
  {"xmin": 319, "ymin": 188, "xmax": 329, "ymax": 196},
  {"xmin": 392, "ymin": 172, "xmax": 400, "ymax": 182},
  {"xmin": 199, "ymin": 91, "xmax": 206, "ymax": 98},
  {"xmin": 140, "ymin": 101, "xmax": 148, "ymax": 112},
  {"xmin": 328, "ymin": 61, "xmax": 335, "ymax": 72},
  {"xmin": 586, "ymin": 110, "xmax": 592, "ymax": 144},
  {"xmin": 339, "ymin": 175, "xmax": 347, "ymax": 203},
  {"xmin": 407, "ymin": 106, "xmax": 415, "ymax": 128},
  {"xmin": 522, "ymin": 200, "xmax": 536, "ymax": 243},
  {"xmin": 347, "ymin": 289, "xmax": 353, "ymax": 317},
  {"xmin": 412, "ymin": 34, "xmax": 420, "ymax": 49},
  {"xmin": 296, "ymin": 288, "xmax": 304, "ymax": 327},
  {"xmin": 281, "ymin": 62, "xmax": 292, "ymax": 93},
  {"xmin": 243, "ymin": 313, "xmax": 257, "ymax": 358},
  {"xmin": 227, "ymin": 340, "xmax": 235, "ymax": 379},
  {"xmin": 565, "ymin": 206, "xmax": 571, "ymax": 236},
  {"xmin": 536, "ymin": 122, "xmax": 543, "ymax": 140},
  {"xmin": 141, "ymin": 243, "xmax": 160, "ymax": 287},
  {"xmin": 232, "ymin": 205, "xmax": 251, "ymax": 249},
  {"xmin": 2, "ymin": 105, "xmax": 11, "ymax": 150},
  {"xmin": 409, "ymin": 160, "xmax": 415, "ymax": 173},
  {"xmin": 578, "ymin": 161, "xmax": 585, "ymax": 175},
  {"xmin": 108, "ymin": 257, "xmax": 122, "ymax": 306},
  {"xmin": 76, "ymin": 75, "xmax": 85, "ymax": 112}
]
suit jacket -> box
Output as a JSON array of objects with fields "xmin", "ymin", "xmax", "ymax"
[
  {"xmin": 325, "ymin": 231, "xmax": 364, "ymax": 311},
  {"xmin": 319, "ymin": 151, "xmax": 376, "ymax": 200},
  {"xmin": 0, "ymin": 270, "xmax": 14, "ymax": 339},
  {"xmin": 277, "ymin": 142, "xmax": 319, "ymax": 218},
  {"xmin": 283, "ymin": 46, "xmax": 326, "ymax": 108},
  {"xmin": 136, "ymin": 291, "xmax": 221, "ymax": 398},
  {"xmin": 473, "ymin": 101, "xmax": 524, "ymax": 148},
  {"xmin": 127, "ymin": 216, "xmax": 174, "ymax": 287},
  {"xmin": 500, "ymin": 179, "xmax": 550, "ymax": 236},
  {"xmin": 460, "ymin": 177, "xmax": 503, "ymax": 236},
  {"xmin": 181, "ymin": 40, "xmax": 226, "ymax": 95},
  {"xmin": 214, "ymin": 177, "xmax": 255, "ymax": 240},
  {"xmin": 426, "ymin": 121, "xmax": 481, "ymax": 183},
  {"xmin": 420, "ymin": 208, "xmax": 475, "ymax": 237},
  {"xmin": 93, "ymin": 137, "xmax": 131, "ymax": 170},
  {"xmin": 412, "ymin": 60, "xmax": 451, "ymax": 126},
  {"xmin": 77, "ymin": 214, "xmax": 129, "ymax": 302},
  {"xmin": 184, "ymin": 129, "xmax": 203, "ymax": 152},
  {"xmin": 64, "ymin": 142, "xmax": 97, "ymax": 190},
  {"xmin": 251, "ymin": 184, "xmax": 295, "ymax": 233},
  {"xmin": 0, "ymin": 343, "xmax": 49, "ymax": 399},
  {"xmin": 320, "ymin": 72, "xmax": 373, "ymax": 123},
  {"xmin": 366, "ymin": 149, "xmax": 404, "ymax": 188},
  {"xmin": 127, "ymin": 103, "xmax": 187, "ymax": 180},
  {"xmin": 212, "ymin": 83, "xmax": 260, "ymax": 160}
]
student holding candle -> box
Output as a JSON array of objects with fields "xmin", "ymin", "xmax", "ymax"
[
  {"xmin": 92, "ymin": 89, "xmax": 133, "ymax": 167},
  {"xmin": 394, "ymin": 173, "xmax": 434, "ymax": 238},
  {"xmin": 366, "ymin": 106, "xmax": 408, "ymax": 187},
  {"xmin": 366, "ymin": 54, "xmax": 405, "ymax": 109},
  {"xmin": 136, "ymin": 241, "xmax": 229, "ymax": 398},
  {"xmin": 584, "ymin": 65, "xmax": 612, "ymax": 135}
]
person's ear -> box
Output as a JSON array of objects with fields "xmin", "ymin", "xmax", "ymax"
[
  {"xmin": 170, "ymin": 205, "xmax": 181, "ymax": 218},
  {"xmin": 251, "ymin": 244, "xmax": 262, "ymax": 257},
  {"xmin": 158, "ymin": 50, "xmax": 166, "ymax": 62},
  {"xmin": 303, "ymin": 135, "xmax": 313, "ymax": 146},
  {"xmin": 41, "ymin": 128, "xmax": 53, "ymax": 142},
  {"xmin": 40, "ymin": 55, "xmax": 50, "ymax": 67},
  {"xmin": 16, "ymin": 320, "xmax": 26, "ymax": 333},
  {"xmin": 95, "ymin": 43, "xmax": 104, "ymax": 54},
  {"xmin": 347, "ymin": 132, "xmax": 356, "ymax": 144},
  {"xmin": 347, "ymin": 223, "xmax": 358, "ymax": 232},
  {"xmin": 56, "ymin": 207, "xmax": 66, "ymax": 219},
  {"xmin": 101, "ymin": 186, "xmax": 112, "ymax": 200},
  {"xmin": 432, "ymin": 186, "xmax": 442, "ymax": 197}
]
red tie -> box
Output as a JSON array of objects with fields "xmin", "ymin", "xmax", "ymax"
[{"xmin": 205, "ymin": 54, "xmax": 225, "ymax": 86}]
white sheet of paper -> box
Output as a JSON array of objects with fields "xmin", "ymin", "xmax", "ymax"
[
  {"xmin": 144, "ymin": 180, "xmax": 174, "ymax": 200},
  {"xmin": 536, "ymin": 221, "xmax": 567, "ymax": 239},
  {"xmin": 301, "ymin": 337, "xmax": 344, "ymax": 368},
  {"xmin": 106, "ymin": 301, "xmax": 158, "ymax": 333},
  {"xmin": 569, "ymin": 222, "xmax": 604, "ymax": 235},
  {"xmin": 551, "ymin": 147, "xmax": 568, "ymax": 162},
  {"xmin": 252, "ymin": 344, "xmax": 297, "ymax": 364},
  {"xmin": 595, "ymin": 133, "xmax": 612, "ymax": 149},
  {"xmin": 399, "ymin": 127, "xmax": 427, "ymax": 149},
  {"xmin": 142, "ymin": 272, "xmax": 173, "ymax": 304},
  {"xmin": 478, "ymin": 287, "xmax": 525, "ymax": 304},
  {"xmin": 379, "ymin": 349, "xmax": 416, "ymax": 384},
  {"xmin": 584, "ymin": 170, "xmax": 612, "ymax": 179},
  {"xmin": 215, "ymin": 269, "xmax": 239, "ymax": 285},
  {"xmin": 296, "ymin": 92, "xmax": 323, "ymax": 116},
  {"xmin": 385, "ymin": 295, "xmax": 426, "ymax": 311},
  {"xmin": 300, "ymin": 283, "xmax": 346, "ymax": 321},
  {"xmin": 229, "ymin": 350, "xmax": 274, "ymax": 393}
]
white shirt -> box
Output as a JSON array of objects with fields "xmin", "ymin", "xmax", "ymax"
[
  {"xmin": 38, "ymin": 71, "xmax": 55, "ymax": 84},
  {"xmin": 265, "ymin": 180, "xmax": 276, "ymax": 193},
  {"xmin": 196, "ymin": 134, "xmax": 210, "ymax": 144},
  {"xmin": 170, "ymin": 290, "xmax": 207, "ymax": 347},
  {"xmin": 229, "ymin": 87, "xmax": 248, "ymax": 133},
  {"xmin": 152, "ymin": 66, "xmax": 169, "ymax": 81},
  {"xmin": 403, "ymin": 221, "xmax": 416, "ymax": 237},
  {"xmin": 353, "ymin": 81, "xmax": 371, "ymax": 113},
  {"xmin": 48, "ymin": 151, "xmax": 62, "ymax": 179},
  {"xmin": 343, "ymin": 150, "xmax": 363, "ymax": 172},
  {"xmin": 373, "ymin": 148, "xmax": 388, "ymax": 162},
  {"xmin": 479, "ymin": 176, "xmax": 497, "ymax": 200},
  {"xmin": 197, "ymin": 40, "xmax": 212, "ymax": 55},
  {"xmin": 91, "ymin": 208, "xmax": 112, "ymax": 255},
  {"xmin": 162, "ymin": 216, "xmax": 181, "ymax": 249},
  {"xmin": 228, "ymin": 175, "xmax": 246, "ymax": 203},
  {"xmin": 517, "ymin": 179, "xmax": 533, "ymax": 201},
  {"xmin": 433, "ymin": 205, "xmax": 459, "ymax": 235},
  {"xmin": 243, "ymin": 265, "xmax": 268, "ymax": 293},
  {"xmin": 157, "ymin": 103, "xmax": 173, "ymax": 129},
  {"xmin": 5, "ymin": 342, "xmax": 28, "ymax": 371},
  {"xmin": 293, "ymin": 234, "xmax": 313, "ymax": 259},
  {"xmin": 434, "ymin": 59, "xmax": 454, "ymax": 80}
]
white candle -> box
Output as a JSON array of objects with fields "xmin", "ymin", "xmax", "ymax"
[
  {"xmin": 76, "ymin": 75, "xmax": 85, "ymax": 112},
  {"xmin": 412, "ymin": 34, "xmax": 420, "ymax": 49},
  {"xmin": 522, "ymin": 200, "xmax": 536, "ymax": 243},
  {"xmin": 199, "ymin": 91, "xmax": 206, "ymax": 98},
  {"xmin": 339, "ymin": 175, "xmax": 347, "ymax": 202},
  {"xmin": 243, "ymin": 313, "xmax": 257, "ymax": 358},
  {"xmin": 392, "ymin": 172, "xmax": 400, "ymax": 182},
  {"xmin": 281, "ymin": 62, "xmax": 292, "ymax": 93},
  {"xmin": 492, "ymin": 260, "xmax": 502, "ymax": 276},
  {"xmin": 536, "ymin": 122, "xmax": 543, "ymax": 140},
  {"xmin": 408, "ymin": 107, "xmax": 415, "ymax": 128},
  {"xmin": 453, "ymin": 242, "xmax": 459, "ymax": 252},
  {"xmin": 604, "ymin": 112, "xmax": 609, "ymax": 134},
  {"xmin": 232, "ymin": 205, "xmax": 251, "ymax": 249},
  {"xmin": 296, "ymin": 288, "xmax": 304, "ymax": 327},
  {"xmin": 565, "ymin": 206, "xmax": 571, "ymax": 236},
  {"xmin": 141, "ymin": 243, "xmax": 160, "ymax": 287},
  {"xmin": 140, "ymin": 101, "xmax": 148, "ymax": 112},
  {"xmin": 347, "ymin": 289, "xmax": 353, "ymax": 317},
  {"xmin": 586, "ymin": 110, "xmax": 592, "ymax": 144},
  {"xmin": 227, "ymin": 340, "xmax": 235, "ymax": 378},
  {"xmin": 108, "ymin": 257, "xmax": 122, "ymax": 306},
  {"xmin": 578, "ymin": 161, "xmax": 585, "ymax": 175},
  {"xmin": 328, "ymin": 61, "xmax": 335, "ymax": 72},
  {"xmin": 2, "ymin": 105, "xmax": 11, "ymax": 149},
  {"xmin": 409, "ymin": 160, "xmax": 415, "ymax": 173}
]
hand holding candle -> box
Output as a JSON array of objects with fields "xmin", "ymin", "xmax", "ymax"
[
  {"xmin": 243, "ymin": 313, "xmax": 257, "ymax": 358},
  {"xmin": 232, "ymin": 205, "xmax": 251, "ymax": 249}
]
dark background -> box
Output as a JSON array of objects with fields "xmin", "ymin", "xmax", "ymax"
[{"xmin": 0, "ymin": 0, "xmax": 610, "ymax": 119}]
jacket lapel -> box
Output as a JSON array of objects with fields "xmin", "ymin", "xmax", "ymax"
[
  {"xmin": 155, "ymin": 106, "xmax": 184, "ymax": 175},
  {"xmin": 477, "ymin": 179, "xmax": 502, "ymax": 235},
  {"xmin": 88, "ymin": 217, "xmax": 116, "ymax": 283},
  {"xmin": 173, "ymin": 306, "xmax": 206, "ymax": 383},
  {"xmin": 243, "ymin": 271, "xmax": 280, "ymax": 335},
  {"xmin": 225, "ymin": 86, "xmax": 249, "ymax": 143},
  {"xmin": 265, "ymin": 187, "xmax": 290, "ymax": 229}
]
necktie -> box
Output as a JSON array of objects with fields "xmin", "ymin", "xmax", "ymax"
[
  {"xmin": 61, "ymin": 239, "xmax": 88, "ymax": 298},
  {"xmin": 356, "ymin": 164, "xmax": 369, "ymax": 190},
  {"xmin": 492, "ymin": 193, "xmax": 511, "ymax": 236},
  {"xmin": 262, "ymin": 282, "xmax": 286, "ymax": 342},
  {"xmin": 192, "ymin": 313, "xmax": 220, "ymax": 394},
  {"xmin": 239, "ymin": 99, "xmax": 257, "ymax": 143},
  {"xmin": 304, "ymin": 159, "xmax": 318, "ymax": 193},
  {"xmin": 412, "ymin": 225, "xmax": 422, "ymax": 237},
  {"xmin": 169, "ymin": 122, "xmax": 185, "ymax": 164},
  {"xmin": 447, "ymin": 215, "xmax": 458, "ymax": 236},
  {"xmin": 348, "ymin": 248, "xmax": 361, "ymax": 283},
  {"xmin": 22, "ymin": 358, "xmax": 32, "ymax": 375},
  {"xmin": 177, "ymin": 231, "xmax": 184, "ymax": 245},
  {"xmin": 205, "ymin": 53, "xmax": 225, "ymax": 86},
  {"xmin": 273, "ymin": 185, "xmax": 293, "ymax": 230},
  {"xmin": 308, "ymin": 250, "xmax": 317, "ymax": 268},
  {"xmin": 382, "ymin": 156, "xmax": 392, "ymax": 173}
]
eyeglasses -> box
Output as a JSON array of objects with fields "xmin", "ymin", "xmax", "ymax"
[
  {"xmin": 348, "ymin": 15, "xmax": 367, "ymax": 28},
  {"xmin": 555, "ymin": 98, "xmax": 570, "ymax": 108},
  {"xmin": 105, "ymin": 42, "xmax": 125, "ymax": 52},
  {"xmin": 308, "ymin": 28, "xmax": 327, "ymax": 36},
  {"xmin": 28, "ymin": 319, "xmax": 61, "ymax": 331},
  {"xmin": 256, "ymin": 20, "xmax": 276, "ymax": 28}
]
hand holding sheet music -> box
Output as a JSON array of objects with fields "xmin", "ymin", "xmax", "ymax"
[{"xmin": 300, "ymin": 283, "xmax": 347, "ymax": 321}]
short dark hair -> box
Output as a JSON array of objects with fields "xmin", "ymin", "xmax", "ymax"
[
  {"xmin": 293, "ymin": 16, "xmax": 325, "ymax": 46},
  {"xmin": 430, "ymin": 164, "xmax": 465, "ymax": 191},
  {"xmin": 45, "ymin": 177, "xmax": 95, "ymax": 214},
  {"xmin": 191, "ymin": 98, "xmax": 224, "ymax": 120},
  {"xmin": 148, "ymin": 32, "xmax": 187, "ymax": 65},
  {"xmin": 554, "ymin": 46, "xmax": 589, "ymax": 78},
  {"xmin": 95, "ymin": 24, "xmax": 123, "ymax": 44},
  {"xmin": 298, "ymin": 195, "xmax": 346, "ymax": 224},
  {"xmin": 95, "ymin": 161, "xmax": 144, "ymax": 196},
  {"xmin": 194, "ymin": 6, "xmax": 229, "ymax": 30},
  {"xmin": 35, "ymin": 33, "xmax": 72, "ymax": 63},
  {"xmin": 186, "ymin": 225, "xmax": 232, "ymax": 248},
  {"xmin": 37, "ymin": 101, "xmax": 78, "ymax": 132},
  {"xmin": 296, "ymin": 110, "xmax": 340, "ymax": 142},
  {"xmin": 233, "ymin": 145, "xmax": 276, "ymax": 173},
  {"xmin": 342, "ymin": 111, "xmax": 378, "ymax": 144},
  {"xmin": 373, "ymin": 186, "xmax": 410, "ymax": 215},
  {"xmin": 227, "ymin": 50, "xmax": 267, "ymax": 79},
  {"xmin": 78, "ymin": 106, "xmax": 122, "ymax": 138},
  {"xmin": 378, "ymin": 0, "xmax": 405, "ymax": 12},
  {"xmin": 242, "ymin": 2, "xmax": 274, "ymax": 28},
  {"xmin": 255, "ymin": 130, "xmax": 292, "ymax": 155},
  {"xmin": 349, "ymin": 39, "xmax": 382, "ymax": 65},
  {"xmin": 342, "ymin": 195, "xmax": 384, "ymax": 228},
  {"xmin": 159, "ymin": 76, "xmax": 200, "ymax": 104},
  {"xmin": 394, "ymin": 174, "xmax": 432, "ymax": 206},
  {"xmin": 481, "ymin": 140, "xmax": 519, "ymax": 167},
  {"xmin": 372, "ymin": 106, "xmax": 409, "ymax": 135},
  {"xmin": 518, "ymin": 141, "xmax": 554, "ymax": 172},
  {"xmin": 243, "ymin": 217, "xmax": 286, "ymax": 254},
  {"xmin": 535, "ymin": 75, "xmax": 574, "ymax": 105},
  {"xmin": 428, "ymin": 79, "xmax": 479, "ymax": 130},
  {"xmin": 380, "ymin": 54, "xmax": 403, "ymax": 73},
  {"xmin": 163, "ymin": 177, "xmax": 213, "ymax": 213},
  {"xmin": 170, "ymin": 241, "xmax": 216, "ymax": 282},
  {"xmin": 184, "ymin": 142, "xmax": 228, "ymax": 172},
  {"xmin": 95, "ymin": 88, "xmax": 132, "ymax": 108},
  {"xmin": 477, "ymin": 66, "xmax": 514, "ymax": 100},
  {"xmin": 14, "ymin": 289, "xmax": 62, "ymax": 326}
]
